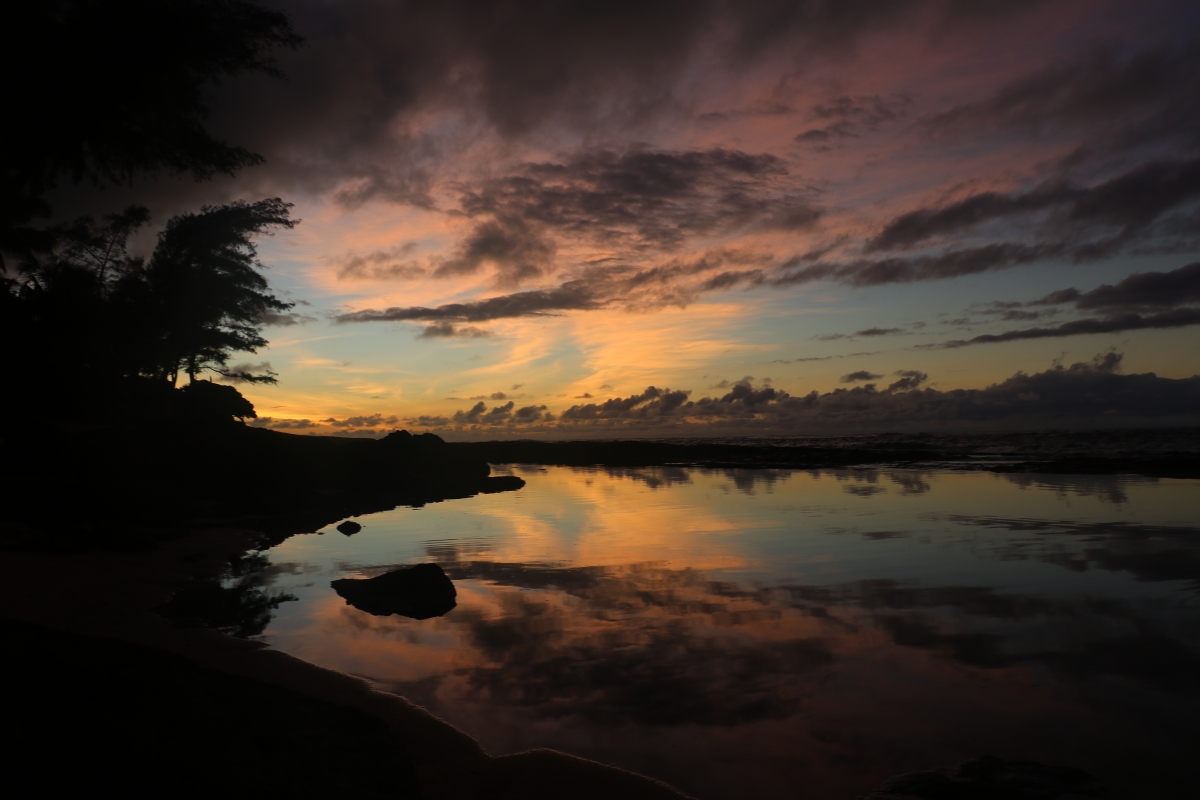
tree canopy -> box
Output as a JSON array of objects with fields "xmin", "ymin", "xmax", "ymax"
[
  {"xmin": 0, "ymin": 0, "xmax": 301, "ymax": 263},
  {"xmin": 2, "ymin": 1, "xmax": 303, "ymax": 424},
  {"xmin": 4, "ymin": 199, "xmax": 296, "ymax": 420}
]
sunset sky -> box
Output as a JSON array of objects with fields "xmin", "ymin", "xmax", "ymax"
[{"xmin": 61, "ymin": 0, "xmax": 1200, "ymax": 437}]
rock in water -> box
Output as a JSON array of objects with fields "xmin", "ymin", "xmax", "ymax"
[
  {"xmin": 336, "ymin": 520, "xmax": 362, "ymax": 536},
  {"xmin": 331, "ymin": 563, "xmax": 457, "ymax": 619}
]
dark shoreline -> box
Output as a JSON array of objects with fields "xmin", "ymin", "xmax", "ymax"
[{"xmin": 450, "ymin": 426, "xmax": 1200, "ymax": 479}]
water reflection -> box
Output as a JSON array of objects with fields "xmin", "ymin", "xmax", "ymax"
[{"xmin": 256, "ymin": 466, "xmax": 1200, "ymax": 799}]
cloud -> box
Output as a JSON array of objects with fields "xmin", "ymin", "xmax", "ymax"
[
  {"xmin": 841, "ymin": 371, "xmax": 882, "ymax": 383},
  {"xmin": 453, "ymin": 400, "xmax": 514, "ymax": 425},
  {"xmin": 335, "ymin": 244, "xmax": 426, "ymax": 281},
  {"xmin": 926, "ymin": 37, "xmax": 1200, "ymax": 156},
  {"xmin": 256, "ymin": 310, "xmax": 316, "ymax": 326},
  {"xmin": 936, "ymin": 308, "xmax": 1200, "ymax": 348},
  {"xmin": 248, "ymin": 417, "xmax": 318, "ymax": 429},
  {"xmin": 193, "ymin": 0, "xmax": 1037, "ymax": 208},
  {"xmin": 51, "ymin": 0, "xmax": 1200, "ymax": 367},
  {"xmin": 455, "ymin": 147, "xmax": 818, "ymax": 256},
  {"xmin": 560, "ymin": 386, "xmax": 692, "ymax": 420},
  {"xmin": 432, "ymin": 215, "xmax": 555, "ymax": 288},
  {"xmin": 472, "ymin": 353, "xmax": 1198, "ymax": 433},
  {"xmin": 888, "ymin": 370, "xmax": 928, "ymax": 391},
  {"xmin": 322, "ymin": 414, "xmax": 399, "ymax": 428},
  {"xmin": 417, "ymin": 322, "xmax": 493, "ymax": 339},
  {"xmin": 794, "ymin": 94, "xmax": 910, "ymax": 147},
  {"xmin": 816, "ymin": 326, "xmax": 906, "ymax": 341},
  {"xmin": 1070, "ymin": 261, "xmax": 1200, "ymax": 310},
  {"xmin": 776, "ymin": 355, "xmax": 840, "ymax": 363},
  {"xmin": 867, "ymin": 158, "xmax": 1200, "ymax": 256},
  {"xmin": 931, "ymin": 262, "xmax": 1200, "ymax": 347},
  {"xmin": 338, "ymin": 284, "xmax": 597, "ymax": 324}
]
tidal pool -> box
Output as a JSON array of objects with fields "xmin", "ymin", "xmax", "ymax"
[{"xmin": 253, "ymin": 466, "xmax": 1200, "ymax": 799}]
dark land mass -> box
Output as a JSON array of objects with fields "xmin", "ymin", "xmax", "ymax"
[
  {"xmin": 0, "ymin": 425, "xmax": 522, "ymax": 553},
  {"xmin": 0, "ymin": 615, "xmax": 422, "ymax": 799},
  {"xmin": 450, "ymin": 427, "xmax": 1200, "ymax": 479}
]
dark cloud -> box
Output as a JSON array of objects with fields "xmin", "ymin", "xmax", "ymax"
[
  {"xmin": 560, "ymin": 386, "xmax": 692, "ymax": 421},
  {"xmin": 794, "ymin": 94, "xmax": 910, "ymax": 148},
  {"xmin": 431, "ymin": 215, "xmax": 555, "ymax": 288},
  {"xmin": 933, "ymin": 262, "xmax": 1200, "ymax": 347},
  {"xmin": 439, "ymin": 147, "xmax": 818, "ymax": 289},
  {"xmin": 255, "ymin": 309, "xmax": 316, "ymax": 327},
  {"xmin": 187, "ymin": 0, "xmax": 1045, "ymax": 208},
  {"xmin": 926, "ymin": 37, "xmax": 1200, "ymax": 156},
  {"xmin": 337, "ymin": 284, "xmax": 597, "ymax": 324},
  {"xmin": 417, "ymin": 322, "xmax": 493, "ymax": 339},
  {"xmin": 514, "ymin": 404, "xmax": 551, "ymax": 422},
  {"xmin": 1071, "ymin": 261, "xmax": 1200, "ymax": 310},
  {"xmin": 336, "ymin": 245, "xmax": 778, "ymax": 326},
  {"xmin": 816, "ymin": 327, "xmax": 905, "ymax": 341},
  {"xmin": 948, "ymin": 515, "xmax": 1200, "ymax": 586},
  {"xmin": 937, "ymin": 308, "xmax": 1200, "ymax": 348},
  {"xmin": 888, "ymin": 370, "xmax": 928, "ymax": 391},
  {"xmin": 453, "ymin": 400, "xmax": 515, "ymax": 425},
  {"xmin": 335, "ymin": 244, "xmax": 426, "ymax": 281},
  {"xmin": 248, "ymin": 417, "xmax": 318, "ymax": 429},
  {"xmin": 841, "ymin": 371, "xmax": 882, "ymax": 383},
  {"xmin": 515, "ymin": 353, "xmax": 1200, "ymax": 432},
  {"xmin": 323, "ymin": 414, "xmax": 399, "ymax": 428},
  {"xmin": 867, "ymin": 158, "xmax": 1200, "ymax": 256}
]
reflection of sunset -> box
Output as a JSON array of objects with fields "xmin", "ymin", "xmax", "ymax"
[{"xmin": 257, "ymin": 466, "xmax": 1200, "ymax": 798}]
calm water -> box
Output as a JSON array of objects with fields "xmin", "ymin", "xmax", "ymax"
[{"xmin": 253, "ymin": 466, "xmax": 1200, "ymax": 799}]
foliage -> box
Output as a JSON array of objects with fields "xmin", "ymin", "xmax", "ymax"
[
  {"xmin": 143, "ymin": 198, "xmax": 296, "ymax": 384},
  {"xmin": 0, "ymin": 0, "xmax": 301, "ymax": 265},
  {"xmin": 3, "ymin": 199, "xmax": 295, "ymax": 419}
]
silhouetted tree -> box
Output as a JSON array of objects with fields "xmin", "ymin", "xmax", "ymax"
[
  {"xmin": 3, "ymin": 199, "xmax": 294, "ymax": 422},
  {"xmin": 0, "ymin": 0, "xmax": 300, "ymax": 267},
  {"xmin": 179, "ymin": 379, "xmax": 257, "ymax": 422},
  {"xmin": 143, "ymin": 198, "xmax": 296, "ymax": 385}
]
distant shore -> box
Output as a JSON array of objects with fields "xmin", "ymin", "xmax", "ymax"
[{"xmin": 448, "ymin": 426, "xmax": 1200, "ymax": 479}]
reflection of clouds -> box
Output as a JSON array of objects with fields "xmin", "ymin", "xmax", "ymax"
[
  {"xmin": 259, "ymin": 465, "xmax": 1200, "ymax": 798},
  {"xmin": 422, "ymin": 560, "xmax": 838, "ymax": 726},
  {"xmin": 946, "ymin": 516, "xmax": 1200, "ymax": 588},
  {"xmin": 1001, "ymin": 473, "xmax": 1140, "ymax": 504},
  {"xmin": 845, "ymin": 484, "xmax": 886, "ymax": 497},
  {"xmin": 599, "ymin": 466, "xmax": 693, "ymax": 489},
  {"xmin": 341, "ymin": 559, "xmax": 1200, "ymax": 729},
  {"xmin": 717, "ymin": 468, "xmax": 792, "ymax": 495},
  {"xmin": 888, "ymin": 471, "xmax": 932, "ymax": 495}
]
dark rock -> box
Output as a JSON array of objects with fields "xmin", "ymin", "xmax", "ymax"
[
  {"xmin": 859, "ymin": 755, "xmax": 1103, "ymax": 799},
  {"xmin": 331, "ymin": 563, "xmax": 457, "ymax": 619},
  {"xmin": 337, "ymin": 520, "xmax": 362, "ymax": 536}
]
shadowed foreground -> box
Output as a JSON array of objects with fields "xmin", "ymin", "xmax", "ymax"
[
  {"xmin": 0, "ymin": 616, "xmax": 422, "ymax": 798},
  {"xmin": 0, "ymin": 526, "xmax": 693, "ymax": 800}
]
